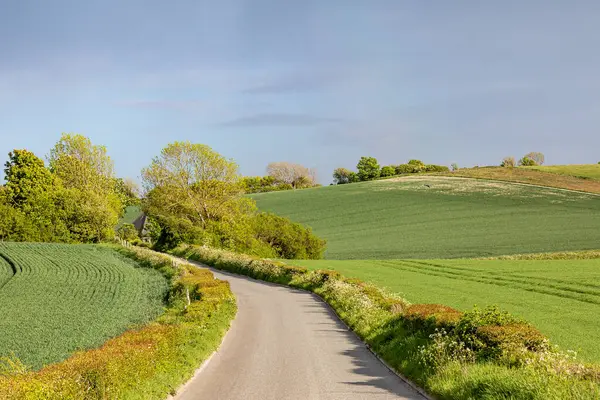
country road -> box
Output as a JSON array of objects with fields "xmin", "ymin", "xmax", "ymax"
[{"xmin": 174, "ymin": 262, "xmax": 426, "ymax": 400}]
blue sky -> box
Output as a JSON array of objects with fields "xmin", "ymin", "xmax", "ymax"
[{"xmin": 1, "ymin": 1, "xmax": 599, "ymax": 183}]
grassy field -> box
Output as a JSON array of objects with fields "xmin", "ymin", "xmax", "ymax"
[
  {"xmin": 0, "ymin": 242, "xmax": 168, "ymax": 370},
  {"xmin": 524, "ymin": 164, "xmax": 600, "ymax": 180},
  {"xmin": 289, "ymin": 257, "xmax": 600, "ymax": 362},
  {"xmin": 252, "ymin": 176, "xmax": 600, "ymax": 259},
  {"xmin": 445, "ymin": 166, "xmax": 600, "ymax": 194},
  {"xmin": 117, "ymin": 205, "xmax": 143, "ymax": 228}
]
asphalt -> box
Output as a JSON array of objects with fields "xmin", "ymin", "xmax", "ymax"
[{"xmin": 174, "ymin": 264, "xmax": 426, "ymax": 400}]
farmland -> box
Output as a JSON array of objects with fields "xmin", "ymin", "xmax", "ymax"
[
  {"xmin": 289, "ymin": 257, "xmax": 600, "ymax": 362},
  {"xmin": 524, "ymin": 164, "xmax": 600, "ymax": 181},
  {"xmin": 0, "ymin": 242, "xmax": 168, "ymax": 370},
  {"xmin": 252, "ymin": 175, "xmax": 600, "ymax": 259}
]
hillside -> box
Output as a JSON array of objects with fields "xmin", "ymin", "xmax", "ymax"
[
  {"xmin": 0, "ymin": 243, "xmax": 168, "ymax": 369},
  {"xmin": 289, "ymin": 257, "xmax": 600, "ymax": 362},
  {"xmin": 252, "ymin": 175, "xmax": 600, "ymax": 259},
  {"xmin": 524, "ymin": 164, "xmax": 600, "ymax": 180},
  {"xmin": 444, "ymin": 166, "xmax": 600, "ymax": 193}
]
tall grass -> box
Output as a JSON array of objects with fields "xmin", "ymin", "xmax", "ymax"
[{"xmin": 173, "ymin": 244, "xmax": 600, "ymax": 400}]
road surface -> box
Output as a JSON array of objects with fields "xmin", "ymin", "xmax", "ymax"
[{"xmin": 175, "ymin": 263, "xmax": 426, "ymax": 400}]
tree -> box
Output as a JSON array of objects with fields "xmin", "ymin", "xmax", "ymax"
[
  {"xmin": 4, "ymin": 150, "xmax": 55, "ymax": 208},
  {"xmin": 48, "ymin": 134, "xmax": 122, "ymax": 242},
  {"xmin": 501, "ymin": 157, "xmax": 516, "ymax": 168},
  {"xmin": 524, "ymin": 152, "xmax": 545, "ymax": 166},
  {"xmin": 142, "ymin": 141, "xmax": 243, "ymax": 229},
  {"xmin": 380, "ymin": 165, "xmax": 396, "ymax": 177},
  {"xmin": 332, "ymin": 168, "xmax": 353, "ymax": 184},
  {"xmin": 356, "ymin": 157, "xmax": 380, "ymax": 181},
  {"xmin": 518, "ymin": 157, "xmax": 537, "ymax": 166},
  {"xmin": 266, "ymin": 162, "xmax": 315, "ymax": 189},
  {"xmin": 451, "ymin": 163, "xmax": 459, "ymax": 171},
  {"xmin": 114, "ymin": 178, "xmax": 141, "ymax": 207},
  {"xmin": 117, "ymin": 223, "xmax": 139, "ymax": 241}
]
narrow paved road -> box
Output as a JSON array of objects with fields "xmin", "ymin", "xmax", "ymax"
[{"xmin": 175, "ymin": 263, "xmax": 426, "ymax": 400}]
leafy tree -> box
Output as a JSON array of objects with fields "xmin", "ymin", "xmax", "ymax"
[
  {"xmin": 380, "ymin": 165, "xmax": 396, "ymax": 177},
  {"xmin": 332, "ymin": 167, "xmax": 353, "ymax": 184},
  {"xmin": 451, "ymin": 163, "xmax": 459, "ymax": 171},
  {"xmin": 348, "ymin": 172, "xmax": 360, "ymax": 183},
  {"xmin": 48, "ymin": 134, "xmax": 122, "ymax": 242},
  {"xmin": 501, "ymin": 157, "xmax": 516, "ymax": 168},
  {"xmin": 114, "ymin": 178, "xmax": 141, "ymax": 207},
  {"xmin": 117, "ymin": 223, "xmax": 139, "ymax": 241},
  {"xmin": 4, "ymin": 150, "xmax": 55, "ymax": 208},
  {"xmin": 142, "ymin": 141, "xmax": 243, "ymax": 229},
  {"xmin": 356, "ymin": 157, "xmax": 380, "ymax": 181},
  {"xmin": 524, "ymin": 152, "xmax": 545, "ymax": 166},
  {"xmin": 518, "ymin": 156, "xmax": 537, "ymax": 166},
  {"xmin": 266, "ymin": 162, "xmax": 316, "ymax": 189}
]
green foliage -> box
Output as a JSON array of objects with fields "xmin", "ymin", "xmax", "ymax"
[
  {"xmin": 333, "ymin": 167, "xmax": 353, "ymax": 184},
  {"xmin": 174, "ymin": 244, "xmax": 600, "ymax": 400},
  {"xmin": 380, "ymin": 165, "xmax": 396, "ymax": 177},
  {"xmin": 251, "ymin": 213, "xmax": 326, "ymax": 259},
  {"xmin": 252, "ymin": 177, "xmax": 600, "ymax": 259},
  {"xmin": 0, "ymin": 243, "xmax": 168, "ymax": 370},
  {"xmin": 356, "ymin": 156, "xmax": 380, "ymax": 181},
  {"xmin": 525, "ymin": 152, "xmax": 545, "ymax": 166},
  {"xmin": 116, "ymin": 223, "xmax": 139, "ymax": 241},
  {"xmin": 114, "ymin": 178, "xmax": 140, "ymax": 208},
  {"xmin": 0, "ymin": 245, "xmax": 236, "ymax": 400},
  {"xmin": 519, "ymin": 156, "xmax": 537, "ymax": 166},
  {"xmin": 451, "ymin": 163, "xmax": 459, "ymax": 171},
  {"xmin": 291, "ymin": 257, "xmax": 600, "ymax": 362},
  {"xmin": 395, "ymin": 163, "xmax": 415, "ymax": 174}
]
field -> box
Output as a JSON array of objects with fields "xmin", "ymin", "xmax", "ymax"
[
  {"xmin": 445, "ymin": 166, "xmax": 600, "ymax": 194},
  {"xmin": 289, "ymin": 257, "xmax": 600, "ymax": 362},
  {"xmin": 0, "ymin": 242, "xmax": 168, "ymax": 369},
  {"xmin": 524, "ymin": 164, "xmax": 600, "ymax": 181},
  {"xmin": 252, "ymin": 176, "xmax": 600, "ymax": 259}
]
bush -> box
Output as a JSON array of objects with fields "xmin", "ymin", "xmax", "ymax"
[
  {"xmin": 424, "ymin": 164, "xmax": 450, "ymax": 172},
  {"xmin": 519, "ymin": 157, "xmax": 537, "ymax": 166},
  {"xmin": 116, "ymin": 223, "xmax": 139, "ymax": 241},
  {"xmin": 357, "ymin": 156, "xmax": 380, "ymax": 181},
  {"xmin": 395, "ymin": 164, "xmax": 415, "ymax": 174},
  {"xmin": 501, "ymin": 156, "xmax": 516, "ymax": 168},
  {"xmin": 380, "ymin": 165, "xmax": 396, "ymax": 177}
]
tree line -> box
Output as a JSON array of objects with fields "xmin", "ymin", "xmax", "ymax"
[
  {"xmin": 0, "ymin": 135, "xmax": 326, "ymax": 260},
  {"xmin": 241, "ymin": 162, "xmax": 320, "ymax": 194},
  {"xmin": 333, "ymin": 157, "xmax": 449, "ymax": 184},
  {"xmin": 501, "ymin": 152, "xmax": 545, "ymax": 167}
]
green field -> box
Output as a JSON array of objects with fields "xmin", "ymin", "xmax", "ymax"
[
  {"xmin": 253, "ymin": 176, "xmax": 600, "ymax": 259},
  {"xmin": 117, "ymin": 205, "xmax": 143, "ymax": 228},
  {"xmin": 289, "ymin": 257, "xmax": 600, "ymax": 362},
  {"xmin": 524, "ymin": 164, "xmax": 600, "ymax": 180},
  {"xmin": 0, "ymin": 242, "xmax": 168, "ymax": 369}
]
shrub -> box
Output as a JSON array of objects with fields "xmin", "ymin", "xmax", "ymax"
[
  {"xmin": 519, "ymin": 156, "xmax": 537, "ymax": 166},
  {"xmin": 501, "ymin": 156, "xmax": 516, "ymax": 168},
  {"xmin": 116, "ymin": 223, "xmax": 139, "ymax": 241},
  {"xmin": 424, "ymin": 164, "xmax": 450, "ymax": 172},
  {"xmin": 395, "ymin": 164, "xmax": 415, "ymax": 174},
  {"xmin": 356, "ymin": 156, "xmax": 380, "ymax": 181},
  {"xmin": 380, "ymin": 165, "xmax": 396, "ymax": 177}
]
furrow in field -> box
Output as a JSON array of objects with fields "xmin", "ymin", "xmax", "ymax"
[
  {"xmin": 391, "ymin": 260, "xmax": 600, "ymax": 297},
  {"xmin": 377, "ymin": 261, "xmax": 600, "ymax": 305},
  {"xmin": 0, "ymin": 253, "xmax": 16, "ymax": 290}
]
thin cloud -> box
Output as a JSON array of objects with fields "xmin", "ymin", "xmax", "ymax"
[
  {"xmin": 220, "ymin": 113, "xmax": 342, "ymax": 127},
  {"xmin": 243, "ymin": 73, "xmax": 336, "ymax": 94},
  {"xmin": 116, "ymin": 99, "xmax": 204, "ymax": 110}
]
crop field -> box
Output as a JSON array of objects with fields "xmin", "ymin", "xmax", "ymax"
[
  {"xmin": 0, "ymin": 242, "xmax": 168, "ymax": 370},
  {"xmin": 289, "ymin": 257, "xmax": 600, "ymax": 362},
  {"xmin": 446, "ymin": 166, "xmax": 600, "ymax": 194},
  {"xmin": 524, "ymin": 164, "xmax": 600, "ymax": 181},
  {"xmin": 252, "ymin": 176, "xmax": 600, "ymax": 259}
]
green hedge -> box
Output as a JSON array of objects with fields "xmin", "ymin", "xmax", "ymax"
[
  {"xmin": 0, "ymin": 246, "xmax": 236, "ymax": 400},
  {"xmin": 172, "ymin": 244, "xmax": 600, "ymax": 400}
]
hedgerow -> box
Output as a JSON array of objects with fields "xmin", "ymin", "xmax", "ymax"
[
  {"xmin": 172, "ymin": 244, "xmax": 600, "ymax": 400},
  {"xmin": 0, "ymin": 246, "xmax": 236, "ymax": 400}
]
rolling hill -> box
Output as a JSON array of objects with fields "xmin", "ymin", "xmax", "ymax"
[
  {"xmin": 524, "ymin": 164, "xmax": 600, "ymax": 180},
  {"xmin": 252, "ymin": 175, "xmax": 600, "ymax": 259}
]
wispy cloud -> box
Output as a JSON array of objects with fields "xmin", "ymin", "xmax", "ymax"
[
  {"xmin": 242, "ymin": 71, "xmax": 337, "ymax": 94},
  {"xmin": 115, "ymin": 99, "xmax": 204, "ymax": 110},
  {"xmin": 219, "ymin": 113, "xmax": 342, "ymax": 127}
]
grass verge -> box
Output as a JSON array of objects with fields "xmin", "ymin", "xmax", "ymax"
[
  {"xmin": 0, "ymin": 245, "xmax": 236, "ymax": 400},
  {"xmin": 172, "ymin": 244, "xmax": 600, "ymax": 400}
]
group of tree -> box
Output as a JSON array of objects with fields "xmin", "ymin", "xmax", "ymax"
[
  {"xmin": 0, "ymin": 136, "xmax": 326, "ymax": 260},
  {"xmin": 333, "ymin": 157, "xmax": 449, "ymax": 184},
  {"xmin": 241, "ymin": 162, "xmax": 319, "ymax": 194},
  {"xmin": 501, "ymin": 152, "xmax": 545, "ymax": 167},
  {"xmin": 141, "ymin": 143, "xmax": 326, "ymax": 259},
  {"xmin": 0, "ymin": 134, "xmax": 135, "ymax": 243}
]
